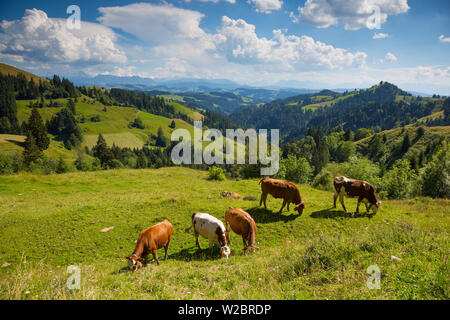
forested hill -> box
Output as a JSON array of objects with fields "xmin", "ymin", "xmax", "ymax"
[{"xmin": 230, "ymin": 81, "xmax": 448, "ymax": 142}]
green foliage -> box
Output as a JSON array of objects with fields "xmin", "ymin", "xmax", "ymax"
[
  {"xmin": 56, "ymin": 157, "xmax": 69, "ymax": 174},
  {"xmin": 208, "ymin": 166, "xmax": 226, "ymax": 181},
  {"xmin": 129, "ymin": 117, "xmax": 144, "ymax": 129},
  {"xmin": 93, "ymin": 134, "xmax": 113, "ymax": 167},
  {"xmin": 22, "ymin": 131, "xmax": 42, "ymax": 165},
  {"xmin": 420, "ymin": 142, "xmax": 450, "ymax": 198},
  {"xmin": 0, "ymin": 154, "xmax": 17, "ymax": 174},
  {"xmin": 341, "ymin": 156, "xmax": 380, "ymax": 183},
  {"xmin": 276, "ymin": 155, "xmax": 313, "ymax": 184},
  {"xmin": 354, "ymin": 128, "xmax": 372, "ymax": 141},
  {"xmin": 0, "ymin": 84, "xmax": 19, "ymax": 134},
  {"xmin": 381, "ymin": 159, "xmax": 419, "ymax": 199},
  {"xmin": 47, "ymin": 107, "xmax": 82, "ymax": 148},
  {"xmin": 335, "ymin": 141, "xmax": 355, "ymax": 162},
  {"xmin": 312, "ymin": 168, "xmax": 334, "ymax": 191},
  {"xmin": 27, "ymin": 108, "xmax": 49, "ymax": 151},
  {"xmin": 155, "ymin": 127, "xmax": 169, "ymax": 147}
]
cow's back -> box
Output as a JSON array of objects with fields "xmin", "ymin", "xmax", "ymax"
[
  {"xmin": 261, "ymin": 178, "xmax": 291, "ymax": 198},
  {"xmin": 193, "ymin": 213, "xmax": 225, "ymax": 239},
  {"xmin": 140, "ymin": 220, "xmax": 172, "ymax": 248},
  {"xmin": 225, "ymin": 208, "xmax": 255, "ymax": 235}
]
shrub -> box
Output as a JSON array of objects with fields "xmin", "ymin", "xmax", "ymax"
[
  {"xmin": 208, "ymin": 166, "xmax": 226, "ymax": 181},
  {"xmin": 380, "ymin": 159, "xmax": 419, "ymax": 199},
  {"xmin": 420, "ymin": 142, "xmax": 449, "ymax": 198},
  {"xmin": 341, "ymin": 156, "xmax": 380, "ymax": 183},
  {"xmin": 106, "ymin": 159, "xmax": 124, "ymax": 169},
  {"xmin": 312, "ymin": 168, "xmax": 334, "ymax": 191},
  {"xmin": 275, "ymin": 155, "xmax": 313, "ymax": 184},
  {"xmin": 0, "ymin": 155, "xmax": 16, "ymax": 174},
  {"xmin": 56, "ymin": 157, "xmax": 69, "ymax": 174}
]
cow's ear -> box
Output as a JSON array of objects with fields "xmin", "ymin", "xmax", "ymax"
[{"xmin": 124, "ymin": 256, "xmax": 130, "ymax": 260}]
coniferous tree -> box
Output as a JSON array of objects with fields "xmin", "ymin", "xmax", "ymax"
[
  {"xmin": 155, "ymin": 127, "xmax": 168, "ymax": 147},
  {"xmin": 401, "ymin": 133, "xmax": 411, "ymax": 154},
  {"xmin": 170, "ymin": 120, "xmax": 176, "ymax": 129},
  {"xmin": 23, "ymin": 131, "xmax": 42, "ymax": 165},
  {"xmin": 92, "ymin": 134, "xmax": 113, "ymax": 166},
  {"xmin": 27, "ymin": 108, "xmax": 50, "ymax": 151},
  {"xmin": 0, "ymin": 86, "xmax": 19, "ymax": 133},
  {"xmin": 67, "ymin": 98, "xmax": 76, "ymax": 115}
]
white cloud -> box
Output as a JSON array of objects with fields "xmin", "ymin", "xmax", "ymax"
[
  {"xmin": 249, "ymin": 0, "xmax": 283, "ymax": 13},
  {"xmin": 0, "ymin": 8, "xmax": 126, "ymax": 65},
  {"xmin": 439, "ymin": 35, "xmax": 450, "ymax": 43},
  {"xmin": 380, "ymin": 52, "xmax": 398, "ymax": 63},
  {"xmin": 98, "ymin": 3, "xmax": 210, "ymax": 45},
  {"xmin": 291, "ymin": 0, "xmax": 409, "ymax": 30},
  {"xmin": 215, "ymin": 16, "xmax": 367, "ymax": 71},
  {"xmin": 373, "ymin": 32, "xmax": 389, "ymax": 39}
]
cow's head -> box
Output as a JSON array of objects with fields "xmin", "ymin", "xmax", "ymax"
[
  {"xmin": 125, "ymin": 254, "xmax": 143, "ymax": 272},
  {"xmin": 294, "ymin": 200, "xmax": 306, "ymax": 215},
  {"xmin": 370, "ymin": 200, "xmax": 382, "ymax": 214},
  {"xmin": 220, "ymin": 245, "xmax": 232, "ymax": 259}
]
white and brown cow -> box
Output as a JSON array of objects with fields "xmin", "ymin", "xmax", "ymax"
[
  {"xmin": 333, "ymin": 176, "xmax": 381, "ymax": 216},
  {"xmin": 191, "ymin": 212, "xmax": 231, "ymax": 258}
]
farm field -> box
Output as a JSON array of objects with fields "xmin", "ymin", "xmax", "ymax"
[{"xmin": 0, "ymin": 167, "xmax": 448, "ymax": 300}]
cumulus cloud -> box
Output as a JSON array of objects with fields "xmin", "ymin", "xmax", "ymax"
[
  {"xmin": 439, "ymin": 35, "xmax": 450, "ymax": 43},
  {"xmin": 0, "ymin": 8, "xmax": 126, "ymax": 65},
  {"xmin": 249, "ymin": 0, "xmax": 283, "ymax": 13},
  {"xmin": 98, "ymin": 3, "xmax": 210, "ymax": 45},
  {"xmin": 380, "ymin": 52, "xmax": 398, "ymax": 63},
  {"xmin": 373, "ymin": 32, "xmax": 389, "ymax": 39},
  {"xmin": 290, "ymin": 0, "xmax": 409, "ymax": 30},
  {"xmin": 214, "ymin": 16, "xmax": 367, "ymax": 71}
]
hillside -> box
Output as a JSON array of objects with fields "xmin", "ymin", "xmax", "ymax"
[
  {"xmin": 0, "ymin": 63, "xmax": 43, "ymax": 83},
  {"xmin": 0, "ymin": 167, "xmax": 448, "ymax": 299},
  {"xmin": 231, "ymin": 82, "xmax": 448, "ymax": 141}
]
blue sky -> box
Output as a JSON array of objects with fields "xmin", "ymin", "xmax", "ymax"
[{"xmin": 0, "ymin": 0, "xmax": 449, "ymax": 94}]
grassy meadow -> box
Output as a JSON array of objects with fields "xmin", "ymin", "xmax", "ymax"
[{"xmin": 0, "ymin": 167, "xmax": 448, "ymax": 300}]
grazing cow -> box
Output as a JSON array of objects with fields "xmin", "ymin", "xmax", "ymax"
[
  {"xmin": 125, "ymin": 220, "xmax": 173, "ymax": 271},
  {"xmin": 191, "ymin": 212, "xmax": 231, "ymax": 259},
  {"xmin": 333, "ymin": 176, "xmax": 381, "ymax": 216},
  {"xmin": 225, "ymin": 207, "xmax": 259, "ymax": 253},
  {"xmin": 259, "ymin": 177, "xmax": 306, "ymax": 215}
]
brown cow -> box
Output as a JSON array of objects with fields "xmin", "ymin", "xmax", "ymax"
[
  {"xmin": 333, "ymin": 176, "xmax": 381, "ymax": 216},
  {"xmin": 225, "ymin": 207, "xmax": 260, "ymax": 253},
  {"xmin": 125, "ymin": 220, "xmax": 173, "ymax": 271},
  {"xmin": 259, "ymin": 177, "xmax": 306, "ymax": 215}
]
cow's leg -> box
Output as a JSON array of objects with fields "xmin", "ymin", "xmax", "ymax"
[
  {"xmin": 195, "ymin": 232, "xmax": 201, "ymax": 250},
  {"xmin": 164, "ymin": 237, "xmax": 171, "ymax": 261},
  {"xmin": 356, "ymin": 197, "xmax": 362, "ymax": 213},
  {"xmin": 226, "ymin": 222, "xmax": 231, "ymax": 245},
  {"xmin": 152, "ymin": 249, "xmax": 160, "ymax": 265},
  {"xmin": 260, "ymin": 192, "xmax": 268, "ymax": 209},
  {"xmin": 209, "ymin": 240, "xmax": 214, "ymax": 256},
  {"xmin": 279, "ymin": 199, "xmax": 287, "ymax": 213},
  {"xmin": 339, "ymin": 193, "xmax": 347, "ymax": 212},
  {"xmin": 333, "ymin": 191, "xmax": 338, "ymax": 208}
]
